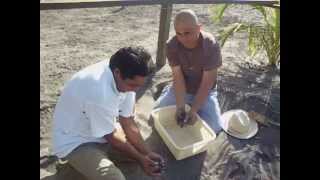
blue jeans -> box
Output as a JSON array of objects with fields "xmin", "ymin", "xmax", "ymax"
[{"xmin": 153, "ymin": 85, "xmax": 223, "ymax": 133}]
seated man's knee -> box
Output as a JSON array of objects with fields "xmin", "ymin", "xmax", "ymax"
[
  {"xmin": 100, "ymin": 166, "xmax": 126, "ymax": 180},
  {"xmin": 95, "ymin": 159, "xmax": 126, "ymax": 180}
]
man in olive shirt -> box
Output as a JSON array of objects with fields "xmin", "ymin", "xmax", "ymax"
[{"xmin": 154, "ymin": 9, "xmax": 223, "ymax": 133}]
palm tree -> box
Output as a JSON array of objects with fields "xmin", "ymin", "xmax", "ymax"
[{"xmin": 210, "ymin": 3, "xmax": 280, "ymax": 67}]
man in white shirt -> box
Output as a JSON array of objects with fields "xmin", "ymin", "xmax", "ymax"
[{"xmin": 52, "ymin": 47, "xmax": 164, "ymax": 180}]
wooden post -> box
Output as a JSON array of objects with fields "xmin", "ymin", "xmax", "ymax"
[{"xmin": 156, "ymin": 2, "xmax": 172, "ymax": 68}]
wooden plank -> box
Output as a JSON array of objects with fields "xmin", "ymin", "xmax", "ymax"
[
  {"xmin": 170, "ymin": 0, "xmax": 277, "ymax": 4},
  {"xmin": 40, "ymin": 0, "xmax": 162, "ymax": 10},
  {"xmin": 156, "ymin": 3, "xmax": 172, "ymax": 68},
  {"xmin": 171, "ymin": 0, "xmax": 280, "ymax": 8},
  {"xmin": 41, "ymin": 0, "xmax": 278, "ymax": 10}
]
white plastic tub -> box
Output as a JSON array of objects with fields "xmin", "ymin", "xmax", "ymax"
[{"xmin": 151, "ymin": 105, "xmax": 216, "ymax": 160}]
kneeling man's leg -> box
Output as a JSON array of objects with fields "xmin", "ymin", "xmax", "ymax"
[
  {"xmin": 66, "ymin": 143, "xmax": 126, "ymax": 180},
  {"xmin": 198, "ymin": 90, "xmax": 223, "ymax": 134}
]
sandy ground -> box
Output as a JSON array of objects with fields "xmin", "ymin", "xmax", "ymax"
[{"xmin": 40, "ymin": 4, "xmax": 280, "ymax": 180}]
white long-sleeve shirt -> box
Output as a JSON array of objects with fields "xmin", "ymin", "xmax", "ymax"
[{"xmin": 52, "ymin": 60, "xmax": 135, "ymax": 158}]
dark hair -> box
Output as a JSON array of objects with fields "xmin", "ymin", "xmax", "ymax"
[{"xmin": 109, "ymin": 46, "xmax": 153, "ymax": 79}]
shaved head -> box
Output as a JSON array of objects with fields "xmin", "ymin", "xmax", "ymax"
[{"xmin": 174, "ymin": 9, "xmax": 199, "ymax": 28}]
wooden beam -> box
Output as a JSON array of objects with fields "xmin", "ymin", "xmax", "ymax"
[
  {"xmin": 40, "ymin": 0, "xmax": 162, "ymax": 10},
  {"xmin": 156, "ymin": 3, "xmax": 172, "ymax": 68},
  {"xmin": 170, "ymin": 0, "xmax": 277, "ymax": 5},
  {"xmin": 263, "ymin": 3, "xmax": 280, "ymax": 8},
  {"xmin": 41, "ymin": 0, "xmax": 278, "ymax": 10},
  {"xmin": 172, "ymin": 0, "xmax": 280, "ymax": 8}
]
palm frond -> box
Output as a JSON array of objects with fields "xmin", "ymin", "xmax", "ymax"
[
  {"xmin": 210, "ymin": 4, "xmax": 280, "ymax": 65},
  {"xmin": 251, "ymin": 5, "xmax": 275, "ymax": 28},
  {"xmin": 251, "ymin": 5, "xmax": 267, "ymax": 20},
  {"xmin": 274, "ymin": 8, "xmax": 280, "ymax": 46},
  {"xmin": 248, "ymin": 25, "xmax": 258, "ymax": 56},
  {"xmin": 218, "ymin": 23, "xmax": 246, "ymax": 47},
  {"xmin": 210, "ymin": 4, "xmax": 231, "ymax": 23}
]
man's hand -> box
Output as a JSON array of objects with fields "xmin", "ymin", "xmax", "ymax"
[
  {"xmin": 176, "ymin": 107, "xmax": 198, "ymax": 127},
  {"xmin": 185, "ymin": 110, "xmax": 198, "ymax": 125},
  {"xmin": 139, "ymin": 152, "xmax": 165, "ymax": 177},
  {"xmin": 147, "ymin": 152, "xmax": 165, "ymax": 174},
  {"xmin": 175, "ymin": 106, "xmax": 186, "ymax": 127}
]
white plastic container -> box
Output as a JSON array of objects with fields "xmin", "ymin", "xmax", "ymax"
[{"xmin": 151, "ymin": 105, "xmax": 216, "ymax": 160}]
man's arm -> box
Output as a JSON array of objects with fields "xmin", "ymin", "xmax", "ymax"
[
  {"xmin": 118, "ymin": 116, "xmax": 165, "ymax": 175},
  {"xmin": 104, "ymin": 127, "xmax": 145, "ymax": 162},
  {"xmin": 104, "ymin": 125, "xmax": 162, "ymax": 177},
  {"xmin": 118, "ymin": 115, "xmax": 151, "ymax": 155},
  {"xmin": 171, "ymin": 65, "xmax": 186, "ymax": 109},
  {"xmin": 191, "ymin": 68, "xmax": 218, "ymax": 113}
]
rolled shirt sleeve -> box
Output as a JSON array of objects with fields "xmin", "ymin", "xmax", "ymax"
[{"xmin": 119, "ymin": 92, "xmax": 136, "ymax": 118}]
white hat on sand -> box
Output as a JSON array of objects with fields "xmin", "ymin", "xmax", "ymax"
[{"xmin": 221, "ymin": 109, "xmax": 258, "ymax": 139}]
